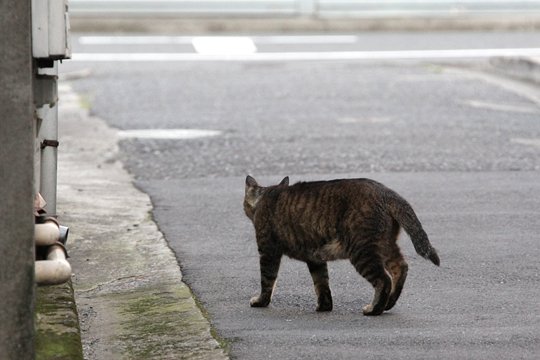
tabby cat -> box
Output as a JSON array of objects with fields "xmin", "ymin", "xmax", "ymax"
[{"xmin": 244, "ymin": 175, "xmax": 439, "ymax": 316}]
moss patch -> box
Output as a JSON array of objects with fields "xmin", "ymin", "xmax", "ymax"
[
  {"xmin": 77, "ymin": 94, "xmax": 92, "ymax": 110},
  {"xmin": 35, "ymin": 281, "xmax": 84, "ymax": 360},
  {"xmin": 113, "ymin": 284, "xmax": 225, "ymax": 359}
]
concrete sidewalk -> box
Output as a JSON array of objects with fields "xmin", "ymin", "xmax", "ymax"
[{"xmin": 50, "ymin": 84, "xmax": 228, "ymax": 359}]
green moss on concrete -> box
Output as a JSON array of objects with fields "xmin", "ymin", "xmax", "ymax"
[
  {"xmin": 78, "ymin": 94, "xmax": 92, "ymax": 110},
  {"xmin": 35, "ymin": 329, "xmax": 82, "ymax": 360},
  {"xmin": 112, "ymin": 284, "xmax": 226, "ymax": 359},
  {"xmin": 35, "ymin": 281, "xmax": 84, "ymax": 360}
]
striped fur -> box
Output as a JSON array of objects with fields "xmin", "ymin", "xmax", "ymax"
[{"xmin": 244, "ymin": 176, "xmax": 439, "ymax": 315}]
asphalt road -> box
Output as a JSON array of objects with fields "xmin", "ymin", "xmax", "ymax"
[
  {"xmin": 143, "ymin": 172, "xmax": 539, "ymax": 359},
  {"xmin": 61, "ymin": 31, "xmax": 540, "ymax": 359}
]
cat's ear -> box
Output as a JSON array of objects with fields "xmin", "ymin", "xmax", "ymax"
[
  {"xmin": 246, "ymin": 175, "xmax": 258, "ymax": 188},
  {"xmin": 279, "ymin": 176, "xmax": 289, "ymax": 187}
]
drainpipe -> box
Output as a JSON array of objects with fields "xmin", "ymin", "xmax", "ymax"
[
  {"xmin": 35, "ymin": 217, "xmax": 60, "ymax": 246},
  {"xmin": 36, "ymin": 63, "xmax": 59, "ymax": 215},
  {"xmin": 35, "ymin": 217, "xmax": 71, "ymax": 285}
]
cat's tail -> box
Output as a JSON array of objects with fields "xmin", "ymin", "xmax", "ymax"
[{"xmin": 387, "ymin": 193, "xmax": 440, "ymax": 266}]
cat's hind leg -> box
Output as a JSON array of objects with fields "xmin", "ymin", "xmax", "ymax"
[
  {"xmin": 383, "ymin": 221, "xmax": 408, "ymax": 311},
  {"xmin": 350, "ymin": 244, "xmax": 392, "ymax": 316},
  {"xmin": 384, "ymin": 248, "xmax": 408, "ymax": 311},
  {"xmin": 307, "ymin": 261, "xmax": 333, "ymax": 312},
  {"xmin": 251, "ymin": 252, "xmax": 282, "ymax": 308}
]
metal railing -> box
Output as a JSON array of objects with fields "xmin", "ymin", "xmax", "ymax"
[{"xmin": 69, "ymin": 0, "xmax": 540, "ymax": 17}]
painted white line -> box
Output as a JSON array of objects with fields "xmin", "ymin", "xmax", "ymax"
[
  {"xmin": 511, "ymin": 138, "xmax": 540, "ymax": 148},
  {"xmin": 71, "ymin": 48, "xmax": 540, "ymax": 62},
  {"xmin": 79, "ymin": 36, "xmax": 193, "ymax": 45},
  {"xmin": 466, "ymin": 100, "xmax": 539, "ymax": 114},
  {"xmin": 117, "ymin": 129, "xmax": 221, "ymax": 140},
  {"xmin": 192, "ymin": 37, "xmax": 257, "ymax": 55},
  {"xmin": 337, "ymin": 116, "xmax": 391, "ymax": 124},
  {"xmin": 252, "ymin": 35, "xmax": 359, "ymax": 44},
  {"xmin": 78, "ymin": 35, "xmax": 358, "ymax": 45}
]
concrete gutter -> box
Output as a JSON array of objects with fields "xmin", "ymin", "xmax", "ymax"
[{"xmin": 52, "ymin": 84, "xmax": 228, "ymax": 359}]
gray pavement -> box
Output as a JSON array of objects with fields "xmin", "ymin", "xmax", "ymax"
[
  {"xmin": 66, "ymin": 60, "xmax": 540, "ymax": 178},
  {"xmin": 141, "ymin": 171, "xmax": 540, "ymax": 359}
]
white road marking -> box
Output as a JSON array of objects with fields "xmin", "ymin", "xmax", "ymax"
[
  {"xmin": 191, "ymin": 37, "xmax": 257, "ymax": 55},
  {"xmin": 71, "ymin": 48, "xmax": 540, "ymax": 62},
  {"xmin": 78, "ymin": 35, "xmax": 358, "ymax": 45},
  {"xmin": 252, "ymin": 35, "xmax": 358, "ymax": 44},
  {"xmin": 466, "ymin": 100, "xmax": 539, "ymax": 114},
  {"xmin": 117, "ymin": 129, "xmax": 222, "ymax": 140},
  {"xmin": 511, "ymin": 138, "xmax": 540, "ymax": 148},
  {"xmin": 79, "ymin": 36, "xmax": 194, "ymax": 45},
  {"xmin": 337, "ymin": 117, "xmax": 391, "ymax": 124}
]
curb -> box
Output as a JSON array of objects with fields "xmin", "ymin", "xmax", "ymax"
[
  {"xmin": 53, "ymin": 84, "xmax": 228, "ymax": 359},
  {"xmin": 70, "ymin": 15, "xmax": 540, "ymax": 34},
  {"xmin": 490, "ymin": 56, "xmax": 540, "ymax": 84}
]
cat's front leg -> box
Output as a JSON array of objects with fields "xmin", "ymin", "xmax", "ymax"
[
  {"xmin": 307, "ymin": 261, "xmax": 333, "ymax": 311},
  {"xmin": 251, "ymin": 252, "xmax": 282, "ymax": 308}
]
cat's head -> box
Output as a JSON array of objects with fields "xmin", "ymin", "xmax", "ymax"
[{"xmin": 244, "ymin": 175, "xmax": 289, "ymax": 220}]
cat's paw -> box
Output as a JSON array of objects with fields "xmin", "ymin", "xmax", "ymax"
[
  {"xmin": 316, "ymin": 302, "xmax": 333, "ymax": 312},
  {"xmin": 362, "ymin": 304, "xmax": 383, "ymax": 316},
  {"xmin": 316, "ymin": 289, "xmax": 333, "ymax": 312},
  {"xmin": 384, "ymin": 297, "xmax": 398, "ymax": 311},
  {"xmin": 250, "ymin": 296, "xmax": 270, "ymax": 308},
  {"xmin": 316, "ymin": 294, "xmax": 333, "ymax": 312}
]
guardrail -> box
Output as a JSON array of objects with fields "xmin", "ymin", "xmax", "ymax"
[{"xmin": 70, "ymin": 0, "xmax": 540, "ymax": 17}]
